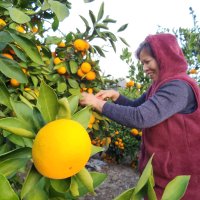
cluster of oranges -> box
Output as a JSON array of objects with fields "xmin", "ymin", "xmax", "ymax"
[
  {"xmin": 53, "ymin": 39, "xmax": 97, "ymax": 81},
  {"xmin": 77, "ymin": 61, "xmax": 96, "ymax": 81},
  {"xmin": 126, "ymin": 80, "xmax": 142, "ymax": 90},
  {"xmin": 114, "ymin": 137, "xmax": 125, "ymax": 150},
  {"xmin": 73, "ymin": 39, "xmax": 96, "ymax": 81},
  {"xmin": 53, "ymin": 56, "xmax": 67, "ymax": 75},
  {"xmin": 74, "ymin": 39, "xmax": 90, "ymax": 52},
  {"xmin": 0, "ymin": 18, "xmax": 38, "ymax": 34},
  {"xmin": 91, "ymin": 136, "xmax": 111, "ymax": 147},
  {"xmin": 80, "ymin": 87, "xmax": 93, "ymax": 94}
]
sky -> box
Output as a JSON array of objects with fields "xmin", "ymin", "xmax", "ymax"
[{"xmin": 59, "ymin": 0, "xmax": 200, "ymax": 79}]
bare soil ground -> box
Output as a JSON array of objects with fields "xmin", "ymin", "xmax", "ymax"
[{"xmin": 80, "ymin": 159, "xmax": 140, "ymax": 200}]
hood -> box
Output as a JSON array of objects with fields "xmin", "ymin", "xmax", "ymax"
[{"xmin": 145, "ymin": 33, "xmax": 188, "ymax": 83}]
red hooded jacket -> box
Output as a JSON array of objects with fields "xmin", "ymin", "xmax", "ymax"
[{"xmin": 139, "ymin": 33, "xmax": 200, "ymax": 199}]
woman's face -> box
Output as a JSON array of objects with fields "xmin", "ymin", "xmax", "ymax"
[{"xmin": 139, "ymin": 48, "xmax": 159, "ymax": 81}]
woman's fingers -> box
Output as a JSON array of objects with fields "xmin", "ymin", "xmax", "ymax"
[{"xmin": 95, "ymin": 90, "xmax": 110, "ymax": 100}]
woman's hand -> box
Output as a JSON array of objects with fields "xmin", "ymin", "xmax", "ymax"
[
  {"xmin": 95, "ymin": 90, "xmax": 120, "ymax": 101},
  {"xmin": 79, "ymin": 92, "xmax": 106, "ymax": 112}
]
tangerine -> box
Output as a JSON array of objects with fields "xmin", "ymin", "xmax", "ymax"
[
  {"xmin": 86, "ymin": 71, "xmax": 96, "ymax": 81},
  {"xmin": 2, "ymin": 53, "xmax": 13, "ymax": 60},
  {"xmin": 57, "ymin": 66, "xmax": 67, "ymax": 75},
  {"xmin": 10, "ymin": 79, "xmax": 20, "ymax": 87},
  {"xmin": 74, "ymin": 39, "xmax": 90, "ymax": 51},
  {"xmin": 77, "ymin": 68, "xmax": 85, "ymax": 77},
  {"xmin": 0, "ymin": 19, "xmax": 6, "ymax": 28},
  {"xmin": 81, "ymin": 62, "xmax": 91, "ymax": 73}
]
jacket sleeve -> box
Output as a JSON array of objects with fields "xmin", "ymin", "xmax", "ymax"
[
  {"xmin": 102, "ymin": 80, "xmax": 196, "ymax": 128},
  {"xmin": 114, "ymin": 92, "xmax": 146, "ymax": 107}
]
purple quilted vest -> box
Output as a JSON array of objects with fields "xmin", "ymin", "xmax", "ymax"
[{"xmin": 139, "ymin": 75, "xmax": 200, "ymax": 199}]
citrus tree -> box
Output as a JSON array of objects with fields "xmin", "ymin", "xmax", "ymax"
[{"xmin": 0, "ymin": 0, "xmax": 131, "ymax": 199}]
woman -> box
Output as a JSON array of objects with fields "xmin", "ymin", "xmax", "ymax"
[{"xmin": 79, "ymin": 33, "xmax": 200, "ymax": 199}]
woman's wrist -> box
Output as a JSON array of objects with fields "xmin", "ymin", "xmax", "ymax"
[
  {"xmin": 112, "ymin": 93, "xmax": 120, "ymax": 102},
  {"xmin": 94, "ymin": 99, "xmax": 106, "ymax": 112}
]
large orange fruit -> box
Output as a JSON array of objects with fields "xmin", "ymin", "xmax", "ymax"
[{"xmin": 32, "ymin": 119, "xmax": 91, "ymax": 179}]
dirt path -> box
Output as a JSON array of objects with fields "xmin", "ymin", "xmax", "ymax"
[{"xmin": 81, "ymin": 159, "xmax": 139, "ymax": 200}]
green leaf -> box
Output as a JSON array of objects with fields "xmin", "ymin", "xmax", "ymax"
[
  {"xmin": 69, "ymin": 60, "xmax": 78, "ymax": 74},
  {"xmin": 119, "ymin": 37, "xmax": 130, "ymax": 47},
  {"xmin": 76, "ymin": 171, "xmax": 107, "ymax": 196},
  {"xmin": 103, "ymin": 18, "xmax": 117, "ymax": 23},
  {"xmin": 0, "ymin": 147, "xmax": 32, "ymax": 162},
  {"xmin": 52, "ymin": 15, "xmax": 59, "ymax": 31},
  {"xmin": 161, "ymin": 175, "xmax": 190, "ymax": 200},
  {"xmin": 57, "ymin": 82, "xmax": 67, "ymax": 93},
  {"xmin": 95, "ymin": 23, "xmax": 108, "ymax": 30},
  {"xmin": 68, "ymin": 78, "xmax": 79, "ymax": 88},
  {"xmin": 50, "ymin": 178, "xmax": 71, "ymax": 193},
  {"xmin": 56, "ymin": 97, "xmax": 71, "ymax": 119},
  {"xmin": 49, "ymin": 0, "xmax": 69, "ymax": 22},
  {"xmin": 80, "ymin": 15, "xmax": 89, "ymax": 27},
  {"xmin": 23, "ymin": 185, "xmax": 48, "ymax": 200},
  {"xmin": 37, "ymin": 81, "xmax": 59, "ymax": 123},
  {"xmin": 65, "ymin": 32, "xmax": 73, "ymax": 43},
  {"xmin": 93, "ymin": 45, "xmax": 105, "ymax": 57},
  {"xmin": 19, "ymin": 95, "xmax": 34, "ymax": 109},
  {"xmin": 0, "ymin": 58, "xmax": 28, "ymax": 83},
  {"xmin": 0, "ymin": 31, "xmax": 13, "ymax": 43},
  {"xmin": 9, "ymin": 44, "xmax": 28, "ymax": 62},
  {"xmin": 21, "ymin": 165, "xmax": 43, "ymax": 199},
  {"xmin": 91, "ymin": 144, "xmax": 104, "ymax": 156},
  {"xmin": 76, "ymin": 167, "xmax": 94, "ymax": 194},
  {"xmin": 41, "ymin": 0, "xmax": 51, "ymax": 10},
  {"xmin": 91, "ymin": 171, "xmax": 107, "ymax": 188},
  {"xmin": 10, "ymin": 99, "xmax": 35, "ymax": 128},
  {"xmin": 69, "ymin": 88, "xmax": 81, "ymax": 95},
  {"xmin": 84, "ymin": 0, "xmax": 95, "ymax": 2},
  {"xmin": 104, "ymin": 31, "xmax": 117, "ymax": 41},
  {"xmin": 109, "ymin": 39, "xmax": 116, "ymax": 52},
  {"xmin": 89, "ymin": 10, "xmax": 96, "ymax": 24},
  {"xmin": 0, "ymin": 79, "xmax": 11, "ymax": 109},
  {"xmin": 97, "ymin": 2, "xmax": 104, "ymax": 21},
  {"xmin": 134, "ymin": 154, "xmax": 154, "ymax": 194},
  {"xmin": 32, "ymin": 107, "xmax": 46, "ymax": 131},
  {"xmin": 70, "ymin": 176, "xmax": 79, "ymax": 197},
  {"xmin": 0, "ymin": 158, "xmax": 28, "ymax": 177},
  {"xmin": 0, "ymin": 144, "xmax": 9, "ymax": 155},
  {"xmin": 0, "ymin": 117, "xmax": 35, "ymax": 138},
  {"xmin": 0, "ymin": 174, "xmax": 19, "ymax": 200},
  {"xmin": 131, "ymin": 188, "xmax": 146, "ymax": 200},
  {"xmin": 67, "ymin": 95, "xmax": 80, "ymax": 115},
  {"xmin": 7, "ymin": 134, "xmax": 33, "ymax": 147},
  {"xmin": 117, "ymin": 24, "xmax": 128, "ymax": 32},
  {"xmin": 0, "ymin": 43, "xmax": 7, "ymax": 51},
  {"xmin": 45, "ymin": 36, "xmax": 61, "ymax": 45},
  {"xmin": 147, "ymin": 178, "xmax": 157, "ymax": 200},
  {"xmin": 8, "ymin": 7, "xmax": 30, "ymax": 23},
  {"xmin": 72, "ymin": 106, "xmax": 92, "ymax": 129},
  {"xmin": 114, "ymin": 188, "xmax": 135, "ymax": 200},
  {"xmin": 9, "ymin": 33, "xmax": 44, "ymax": 65}
]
